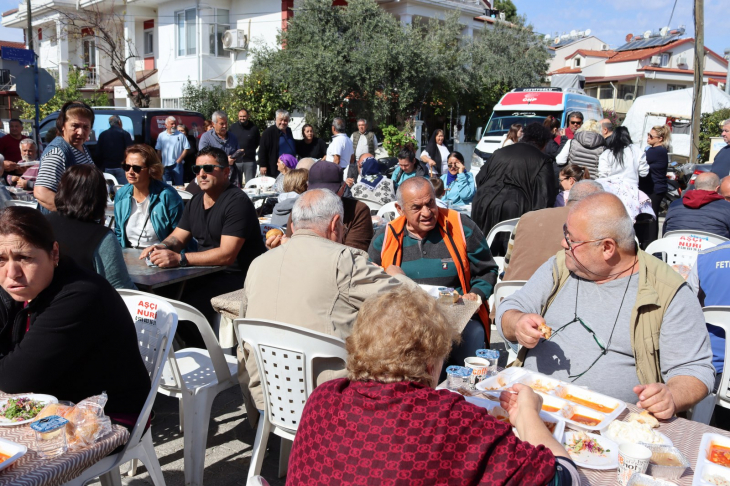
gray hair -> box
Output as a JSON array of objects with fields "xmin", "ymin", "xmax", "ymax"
[
  {"xmin": 601, "ymin": 120, "xmax": 614, "ymax": 132},
  {"xmin": 211, "ymin": 110, "xmax": 228, "ymax": 123},
  {"xmin": 292, "ymin": 188, "xmax": 344, "ymax": 234},
  {"xmin": 695, "ymin": 171, "xmax": 720, "ymax": 191},
  {"xmin": 357, "ymin": 118, "xmax": 368, "ymax": 126},
  {"xmin": 275, "ymin": 109, "xmax": 290, "ymax": 121},
  {"xmin": 332, "ymin": 117, "xmax": 346, "ymax": 133},
  {"xmin": 396, "ymin": 176, "xmax": 434, "ymax": 206},
  {"xmin": 108, "ymin": 115, "xmax": 122, "ymax": 127},
  {"xmin": 165, "ymin": 116, "xmax": 177, "ymax": 124},
  {"xmin": 19, "ymin": 138, "xmax": 37, "ymax": 149},
  {"xmin": 574, "ymin": 193, "xmax": 635, "ymax": 252},
  {"xmin": 568, "ymin": 180, "xmax": 604, "ymax": 204},
  {"xmin": 722, "ymin": 119, "xmax": 730, "ymax": 127},
  {"xmin": 296, "ymin": 157, "xmax": 317, "ymax": 171}
]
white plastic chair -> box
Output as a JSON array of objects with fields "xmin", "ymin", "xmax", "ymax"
[
  {"xmin": 118, "ymin": 289, "xmax": 239, "ymax": 486},
  {"xmin": 493, "ymin": 280, "xmax": 527, "ymax": 363},
  {"xmin": 4, "ymin": 200, "xmax": 38, "ymax": 208},
  {"xmin": 376, "ymin": 201, "xmax": 399, "ymax": 222},
  {"xmin": 245, "ymin": 176, "xmax": 276, "ymax": 191},
  {"xmin": 235, "ymin": 319, "xmax": 348, "ymax": 480},
  {"xmin": 63, "ymin": 293, "xmax": 178, "ymax": 486},
  {"xmin": 354, "ymin": 198, "xmax": 384, "ymax": 215},
  {"xmin": 646, "ymin": 233, "xmax": 721, "ymax": 268},
  {"xmin": 103, "ymin": 172, "xmax": 120, "ymax": 186},
  {"xmin": 687, "ymin": 306, "xmax": 730, "ymax": 424},
  {"xmin": 485, "ymin": 218, "xmax": 520, "ymax": 275},
  {"xmin": 177, "ymin": 189, "xmax": 193, "ymax": 201}
]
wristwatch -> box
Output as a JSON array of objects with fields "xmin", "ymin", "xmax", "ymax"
[{"xmin": 179, "ymin": 252, "xmax": 188, "ymax": 267}]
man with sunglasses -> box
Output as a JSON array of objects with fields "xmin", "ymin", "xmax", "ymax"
[
  {"xmin": 140, "ymin": 146, "xmax": 265, "ymax": 346},
  {"xmin": 561, "ymin": 112, "xmax": 584, "ymax": 140},
  {"xmin": 497, "ymin": 192, "xmax": 714, "ymax": 419}
]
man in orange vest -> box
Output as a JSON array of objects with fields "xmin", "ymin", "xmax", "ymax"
[{"xmin": 368, "ymin": 177, "xmax": 498, "ymax": 366}]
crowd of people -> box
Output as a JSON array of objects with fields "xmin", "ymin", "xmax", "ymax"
[{"xmin": 1, "ymin": 99, "xmax": 730, "ymax": 485}]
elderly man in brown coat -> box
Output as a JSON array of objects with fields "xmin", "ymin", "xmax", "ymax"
[{"xmin": 238, "ymin": 188, "xmax": 412, "ymax": 425}]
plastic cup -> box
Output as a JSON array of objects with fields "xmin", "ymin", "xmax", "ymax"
[
  {"xmin": 31, "ymin": 415, "xmax": 69, "ymax": 459},
  {"xmin": 445, "ymin": 365, "xmax": 472, "ymax": 390},
  {"xmin": 476, "ymin": 349, "xmax": 500, "ymax": 376},
  {"xmin": 464, "ymin": 357, "xmax": 491, "ymax": 389},
  {"xmin": 617, "ymin": 443, "xmax": 652, "ymax": 486}
]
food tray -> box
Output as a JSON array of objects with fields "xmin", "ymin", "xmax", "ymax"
[
  {"xmin": 692, "ymin": 433, "xmax": 730, "ymax": 486},
  {"xmin": 0, "ymin": 437, "xmax": 27, "ymax": 472},
  {"xmin": 602, "ymin": 422, "xmax": 673, "ymax": 447},
  {"xmin": 464, "ymin": 395, "xmax": 565, "ymax": 443},
  {"xmin": 642, "ymin": 443, "xmax": 689, "ymax": 481},
  {"xmin": 627, "ymin": 473, "xmax": 678, "ymax": 486},
  {"xmin": 474, "ymin": 368, "xmax": 528, "ymax": 392}
]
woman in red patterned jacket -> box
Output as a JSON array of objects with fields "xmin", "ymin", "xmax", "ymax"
[{"xmin": 288, "ymin": 287, "xmax": 580, "ymax": 485}]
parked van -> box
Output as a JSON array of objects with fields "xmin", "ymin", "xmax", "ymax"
[
  {"xmin": 36, "ymin": 107, "xmax": 206, "ymax": 163},
  {"xmin": 474, "ymin": 87, "xmax": 603, "ymax": 157}
]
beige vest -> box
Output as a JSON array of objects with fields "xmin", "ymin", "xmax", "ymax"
[
  {"xmin": 511, "ymin": 249, "xmax": 685, "ymax": 385},
  {"xmin": 352, "ymin": 131, "xmax": 376, "ymax": 156}
]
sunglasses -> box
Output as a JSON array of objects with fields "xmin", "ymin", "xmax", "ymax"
[
  {"xmin": 569, "ymin": 120, "xmax": 583, "ymax": 126},
  {"xmin": 192, "ymin": 164, "xmax": 227, "ymax": 174},
  {"xmin": 548, "ymin": 316, "xmax": 607, "ymax": 380},
  {"xmin": 122, "ymin": 163, "xmax": 146, "ymax": 174},
  {"xmin": 647, "ymin": 133, "xmax": 659, "ymax": 139}
]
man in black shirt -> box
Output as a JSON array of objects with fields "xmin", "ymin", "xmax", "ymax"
[
  {"xmin": 141, "ymin": 146, "xmax": 265, "ymax": 345},
  {"xmin": 96, "ymin": 115, "xmax": 133, "ymax": 184},
  {"xmin": 227, "ymin": 108, "xmax": 260, "ymax": 185}
]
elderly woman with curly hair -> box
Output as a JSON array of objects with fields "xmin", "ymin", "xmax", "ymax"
[{"xmin": 287, "ymin": 288, "xmax": 580, "ymax": 486}]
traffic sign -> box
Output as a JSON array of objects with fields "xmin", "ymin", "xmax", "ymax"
[
  {"xmin": 0, "ymin": 46, "xmax": 34, "ymax": 65},
  {"xmin": 16, "ymin": 67, "xmax": 55, "ymax": 105}
]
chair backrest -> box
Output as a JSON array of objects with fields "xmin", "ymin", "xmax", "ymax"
[
  {"xmin": 355, "ymin": 198, "xmax": 384, "ymax": 214},
  {"xmin": 177, "ymin": 189, "xmax": 193, "ymax": 200},
  {"xmin": 646, "ymin": 234, "xmax": 720, "ymax": 268},
  {"xmin": 493, "ymin": 280, "xmax": 528, "ymax": 315},
  {"xmin": 117, "ymin": 291, "xmax": 178, "ymax": 452},
  {"xmin": 103, "ymin": 172, "xmax": 120, "ymax": 186},
  {"xmin": 118, "ymin": 289, "xmax": 232, "ymax": 392},
  {"xmin": 663, "ymin": 230, "xmax": 729, "ymax": 246},
  {"xmin": 486, "ymin": 218, "xmax": 520, "ymax": 248},
  {"xmin": 245, "ymin": 176, "xmax": 276, "ymax": 190},
  {"xmin": 260, "ymin": 223, "xmax": 285, "ymax": 238},
  {"xmin": 235, "ymin": 319, "xmax": 347, "ymax": 433},
  {"xmin": 4, "ymin": 200, "xmax": 38, "ymax": 208},
  {"xmin": 376, "ymin": 201, "xmax": 399, "ymax": 221},
  {"xmin": 703, "ymin": 306, "xmax": 730, "ymax": 408}
]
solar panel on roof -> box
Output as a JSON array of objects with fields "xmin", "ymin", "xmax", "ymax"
[{"xmin": 615, "ymin": 34, "xmax": 682, "ymax": 52}]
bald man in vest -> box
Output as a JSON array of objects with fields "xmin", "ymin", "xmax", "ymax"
[
  {"xmin": 498, "ymin": 192, "xmax": 714, "ymax": 419},
  {"xmin": 368, "ymin": 177, "xmax": 498, "ymax": 366}
]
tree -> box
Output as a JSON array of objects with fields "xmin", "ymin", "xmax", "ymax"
[
  {"xmin": 493, "ymin": 0, "xmax": 518, "ymax": 23},
  {"xmin": 50, "ymin": 0, "xmax": 151, "ymax": 107},
  {"xmin": 15, "ymin": 68, "xmax": 109, "ymax": 121},
  {"xmin": 221, "ymin": 70, "xmax": 293, "ymax": 133},
  {"xmin": 699, "ymin": 108, "xmax": 730, "ymax": 162},
  {"xmin": 181, "ymin": 81, "xmax": 231, "ymax": 120}
]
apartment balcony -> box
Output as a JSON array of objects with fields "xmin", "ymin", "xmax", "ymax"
[{"xmin": 83, "ymin": 66, "xmax": 99, "ymax": 88}]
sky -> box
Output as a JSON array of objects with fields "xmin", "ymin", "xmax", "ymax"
[
  {"xmin": 515, "ymin": 0, "xmax": 727, "ymax": 56},
  {"xmin": 0, "ymin": 0, "xmax": 725, "ymax": 58}
]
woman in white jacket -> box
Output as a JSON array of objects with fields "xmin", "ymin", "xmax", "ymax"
[{"xmin": 597, "ymin": 126, "xmax": 649, "ymax": 186}]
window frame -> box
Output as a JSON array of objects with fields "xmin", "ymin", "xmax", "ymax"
[
  {"xmin": 175, "ymin": 7, "xmax": 197, "ymax": 58},
  {"xmin": 660, "ymin": 53, "xmax": 670, "ymax": 68},
  {"xmin": 208, "ymin": 8, "xmax": 230, "ymax": 57},
  {"xmin": 143, "ymin": 29, "xmax": 154, "ymax": 57}
]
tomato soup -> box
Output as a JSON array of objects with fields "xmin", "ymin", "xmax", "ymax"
[
  {"xmin": 542, "ymin": 405, "xmax": 561, "ymax": 413},
  {"xmin": 562, "ymin": 394, "xmax": 615, "ymax": 414},
  {"xmin": 569, "ymin": 414, "xmax": 601, "ymax": 427},
  {"xmin": 709, "ymin": 443, "xmax": 730, "ymax": 467}
]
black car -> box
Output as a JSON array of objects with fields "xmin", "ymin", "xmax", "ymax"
[{"xmin": 36, "ymin": 107, "xmax": 206, "ymax": 165}]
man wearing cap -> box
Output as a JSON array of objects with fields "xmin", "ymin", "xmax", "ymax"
[{"xmin": 282, "ymin": 159, "xmax": 373, "ymax": 251}]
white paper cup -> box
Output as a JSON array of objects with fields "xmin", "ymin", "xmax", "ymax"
[
  {"xmin": 464, "ymin": 357, "xmax": 491, "ymax": 388},
  {"xmin": 617, "ymin": 443, "xmax": 651, "ymax": 486}
]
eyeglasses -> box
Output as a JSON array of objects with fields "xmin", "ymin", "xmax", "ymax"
[
  {"xmin": 569, "ymin": 120, "xmax": 583, "ymax": 126},
  {"xmin": 192, "ymin": 164, "xmax": 227, "ymax": 174},
  {"xmin": 548, "ymin": 316, "xmax": 607, "ymax": 380},
  {"xmin": 647, "ymin": 133, "xmax": 659, "ymax": 139},
  {"xmin": 563, "ymin": 223, "xmax": 607, "ymax": 252},
  {"xmin": 122, "ymin": 163, "xmax": 146, "ymax": 174}
]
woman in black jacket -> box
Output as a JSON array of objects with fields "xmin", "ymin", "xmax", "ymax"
[
  {"xmin": 296, "ymin": 124, "xmax": 327, "ymax": 160},
  {"xmin": 0, "ymin": 206, "xmax": 150, "ymax": 429}
]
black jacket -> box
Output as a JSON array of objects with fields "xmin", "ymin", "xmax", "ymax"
[
  {"xmin": 0, "ymin": 257, "xmax": 150, "ymax": 416},
  {"xmin": 96, "ymin": 125, "xmax": 133, "ymax": 170},
  {"xmin": 258, "ymin": 125, "xmax": 294, "ymax": 177},
  {"xmin": 295, "ymin": 137, "xmax": 327, "ymax": 160},
  {"xmin": 228, "ymin": 121, "xmax": 260, "ymax": 163},
  {"xmin": 471, "ymin": 142, "xmax": 557, "ymax": 253}
]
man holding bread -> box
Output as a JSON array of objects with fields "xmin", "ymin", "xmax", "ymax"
[
  {"xmin": 140, "ymin": 146, "xmax": 265, "ymax": 346},
  {"xmin": 497, "ymin": 192, "xmax": 714, "ymax": 419},
  {"xmin": 238, "ymin": 188, "xmax": 413, "ymax": 425}
]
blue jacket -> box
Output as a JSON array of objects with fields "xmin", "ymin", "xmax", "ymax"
[
  {"xmin": 40, "ymin": 136, "xmax": 78, "ymax": 168},
  {"xmin": 440, "ymin": 172, "xmax": 475, "ymax": 206},
  {"xmin": 663, "ymin": 190, "xmax": 730, "ymax": 239},
  {"xmin": 711, "ymin": 145, "xmax": 730, "ymax": 179},
  {"xmin": 114, "ymin": 179, "xmax": 187, "ymax": 249}
]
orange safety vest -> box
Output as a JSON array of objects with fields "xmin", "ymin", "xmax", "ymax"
[{"xmin": 380, "ymin": 208, "xmax": 491, "ymax": 342}]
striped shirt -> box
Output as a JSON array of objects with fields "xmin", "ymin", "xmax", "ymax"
[
  {"xmin": 368, "ymin": 213, "xmax": 498, "ymax": 300},
  {"xmin": 36, "ymin": 146, "xmax": 94, "ymax": 192}
]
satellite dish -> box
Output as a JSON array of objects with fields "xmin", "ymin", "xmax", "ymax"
[
  {"xmin": 570, "ymin": 30, "xmax": 577, "ymax": 38},
  {"xmin": 585, "ymin": 29, "xmax": 592, "ymax": 37},
  {"xmin": 626, "ymin": 33, "xmax": 634, "ymax": 42},
  {"xmin": 643, "ymin": 30, "xmax": 652, "ymax": 39},
  {"xmin": 544, "ymin": 34, "xmax": 552, "ymax": 42},
  {"xmin": 660, "ymin": 26, "xmax": 669, "ymax": 37},
  {"xmin": 554, "ymin": 37, "xmax": 560, "ymax": 45}
]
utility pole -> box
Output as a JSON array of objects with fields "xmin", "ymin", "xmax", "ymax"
[
  {"xmin": 25, "ymin": 1, "xmax": 41, "ymax": 142},
  {"xmin": 725, "ymin": 48, "xmax": 730, "ymax": 95},
  {"xmin": 690, "ymin": 0, "xmax": 704, "ymax": 164}
]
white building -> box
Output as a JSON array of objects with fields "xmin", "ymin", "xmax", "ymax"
[
  {"xmin": 547, "ymin": 28, "xmax": 729, "ymax": 117},
  {"xmin": 2, "ymin": 0, "xmax": 493, "ymax": 108}
]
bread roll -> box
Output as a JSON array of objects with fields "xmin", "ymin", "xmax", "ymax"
[{"xmin": 266, "ymin": 228, "xmax": 284, "ymax": 240}]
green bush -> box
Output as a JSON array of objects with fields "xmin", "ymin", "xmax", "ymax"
[
  {"xmin": 699, "ymin": 108, "xmax": 730, "ymax": 162},
  {"xmin": 381, "ymin": 125, "xmax": 416, "ymax": 157}
]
